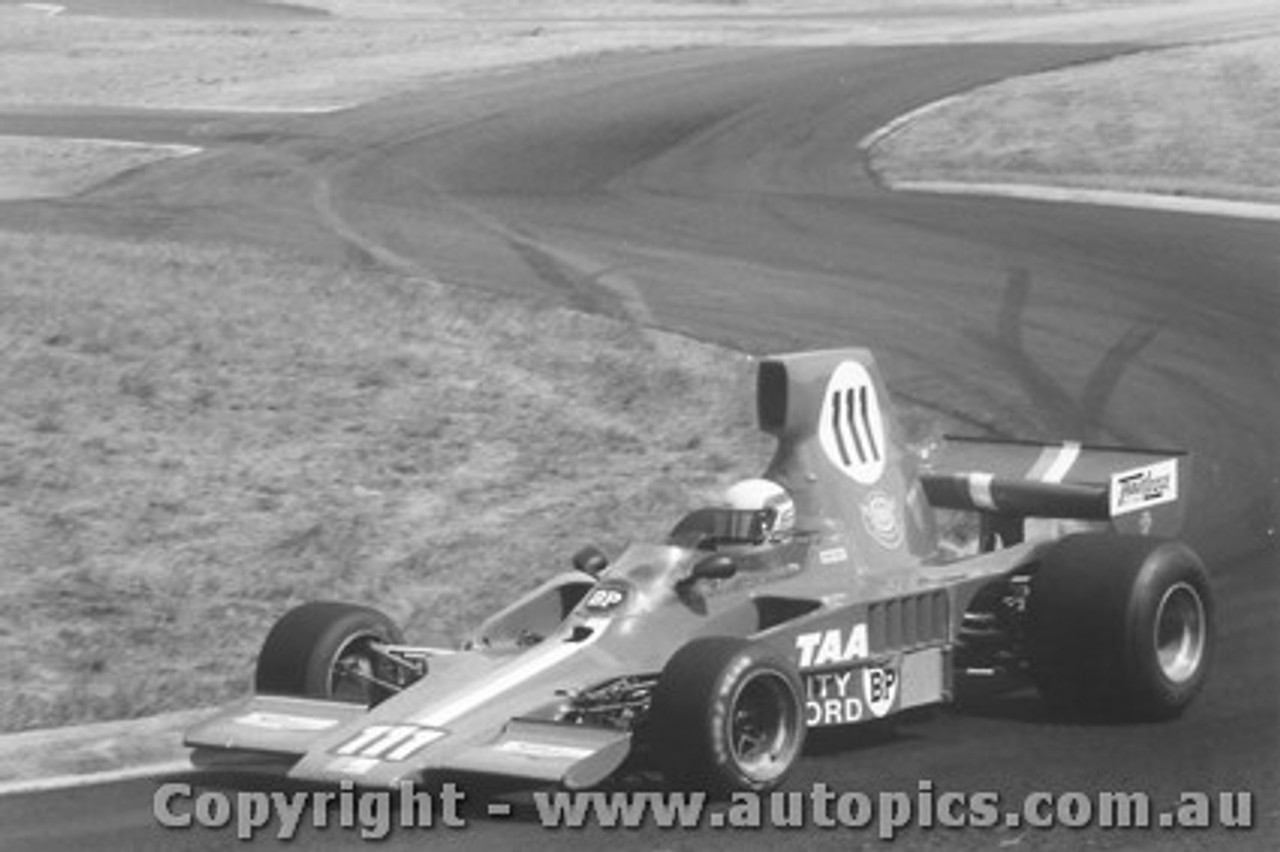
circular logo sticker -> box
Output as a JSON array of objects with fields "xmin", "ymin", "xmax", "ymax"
[
  {"xmin": 817, "ymin": 361, "xmax": 887, "ymax": 485},
  {"xmin": 583, "ymin": 582, "xmax": 628, "ymax": 612},
  {"xmin": 860, "ymin": 491, "xmax": 904, "ymax": 550},
  {"xmin": 863, "ymin": 666, "xmax": 899, "ymax": 718}
]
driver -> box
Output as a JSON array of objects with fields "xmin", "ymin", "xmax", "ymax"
[{"xmin": 722, "ymin": 478, "xmax": 796, "ymax": 544}]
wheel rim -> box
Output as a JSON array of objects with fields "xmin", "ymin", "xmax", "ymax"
[
  {"xmin": 328, "ymin": 631, "xmax": 389, "ymax": 703},
  {"xmin": 1153, "ymin": 582, "xmax": 1206, "ymax": 684},
  {"xmin": 728, "ymin": 671, "xmax": 801, "ymax": 782}
]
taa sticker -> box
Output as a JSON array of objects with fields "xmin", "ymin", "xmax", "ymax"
[
  {"xmin": 1110, "ymin": 459, "xmax": 1178, "ymax": 516},
  {"xmin": 804, "ymin": 670, "xmax": 863, "ymax": 726},
  {"xmin": 583, "ymin": 583, "xmax": 628, "ymax": 612},
  {"xmin": 818, "ymin": 361, "xmax": 887, "ymax": 485},
  {"xmin": 795, "ymin": 623, "xmax": 868, "ymax": 669},
  {"xmin": 860, "ymin": 491, "xmax": 904, "ymax": 550},
  {"xmin": 863, "ymin": 666, "xmax": 898, "ymax": 718},
  {"xmin": 334, "ymin": 724, "xmax": 445, "ymax": 762}
]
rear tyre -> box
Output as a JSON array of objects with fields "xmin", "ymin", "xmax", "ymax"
[
  {"xmin": 255, "ymin": 602, "xmax": 404, "ymax": 706},
  {"xmin": 649, "ymin": 637, "xmax": 806, "ymax": 795},
  {"xmin": 1027, "ymin": 534, "xmax": 1213, "ymax": 721}
]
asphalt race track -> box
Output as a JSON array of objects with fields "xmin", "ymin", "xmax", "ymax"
[{"xmin": 0, "ymin": 33, "xmax": 1276, "ymax": 852}]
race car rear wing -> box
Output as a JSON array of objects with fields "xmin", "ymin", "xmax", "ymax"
[{"xmin": 919, "ymin": 436, "xmax": 1185, "ymax": 542}]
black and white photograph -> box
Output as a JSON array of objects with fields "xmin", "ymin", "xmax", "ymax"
[{"xmin": 0, "ymin": 1, "xmax": 1275, "ymax": 848}]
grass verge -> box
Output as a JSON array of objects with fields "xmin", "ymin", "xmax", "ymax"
[
  {"xmin": 0, "ymin": 137, "xmax": 199, "ymax": 202},
  {"xmin": 0, "ymin": 230, "xmax": 778, "ymax": 732},
  {"xmin": 868, "ymin": 35, "xmax": 1280, "ymax": 204}
]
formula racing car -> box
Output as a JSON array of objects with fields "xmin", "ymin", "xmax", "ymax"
[{"xmin": 186, "ymin": 348, "xmax": 1214, "ymax": 794}]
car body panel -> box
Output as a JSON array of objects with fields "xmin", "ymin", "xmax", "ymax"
[{"xmin": 186, "ymin": 348, "xmax": 1191, "ymax": 788}]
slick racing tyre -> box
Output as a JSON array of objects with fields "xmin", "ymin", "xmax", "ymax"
[
  {"xmin": 1027, "ymin": 534, "xmax": 1214, "ymax": 721},
  {"xmin": 255, "ymin": 602, "xmax": 404, "ymax": 706},
  {"xmin": 649, "ymin": 637, "xmax": 806, "ymax": 795}
]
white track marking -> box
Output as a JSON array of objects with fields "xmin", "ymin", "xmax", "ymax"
[
  {"xmin": 857, "ymin": 95, "xmax": 962, "ymax": 152},
  {"xmin": 891, "ymin": 180, "xmax": 1280, "ymax": 223},
  {"xmin": 59, "ymin": 138, "xmax": 203, "ymax": 158},
  {"xmin": 21, "ymin": 3, "xmax": 65, "ymax": 16}
]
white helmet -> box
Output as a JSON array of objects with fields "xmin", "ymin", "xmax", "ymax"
[{"xmin": 723, "ymin": 478, "xmax": 795, "ymax": 539}]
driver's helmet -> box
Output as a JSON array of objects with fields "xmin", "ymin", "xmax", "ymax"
[{"xmin": 723, "ymin": 478, "xmax": 795, "ymax": 541}]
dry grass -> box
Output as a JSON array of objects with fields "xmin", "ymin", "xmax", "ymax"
[
  {"xmin": 0, "ymin": 231, "xmax": 776, "ymax": 731},
  {"xmin": 870, "ymin": 35, "xmax": 1280, "ymax": 203}
]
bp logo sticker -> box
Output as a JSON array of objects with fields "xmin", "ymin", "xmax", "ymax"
[
  {"xmin": 583, "ymin": 582, "xmax": 628, "ymax": 612},
  {"xmin": 862, "ymin": 666, "xmax": 899, "ymax": 718},
  {"xmin": 818, "ymin": 361, "xmax": 886, "ymax": 485}
]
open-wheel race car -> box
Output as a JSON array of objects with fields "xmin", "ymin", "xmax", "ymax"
[{"xmin": 186, "ymin": 348, "xmax": 1214, "ymax": 794}]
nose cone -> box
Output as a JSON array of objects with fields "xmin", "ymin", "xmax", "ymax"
[{"xmin": 287, "ymin": 616, "xmax": 624, "ymax": 787}]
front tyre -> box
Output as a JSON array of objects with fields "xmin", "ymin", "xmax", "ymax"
[
  {"xmin": 1027, "ymin": 534, "xmax": 1214, "ymax": 721},
  {"xmin": 649, "ymin": 637, "xmax": 806, "ymax": 795},
  {"xmin": 254, "ymin": 601, "xmax": 404, "ymax": 706}
]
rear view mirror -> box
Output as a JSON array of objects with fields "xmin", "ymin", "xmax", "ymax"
[
  {"xmin": 572, "ymin": 545, "xmax": 609, "ymax": 576},
  {"xmin": 690, "ymin": 554, "xmax": 737, "ymax": 582}
]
